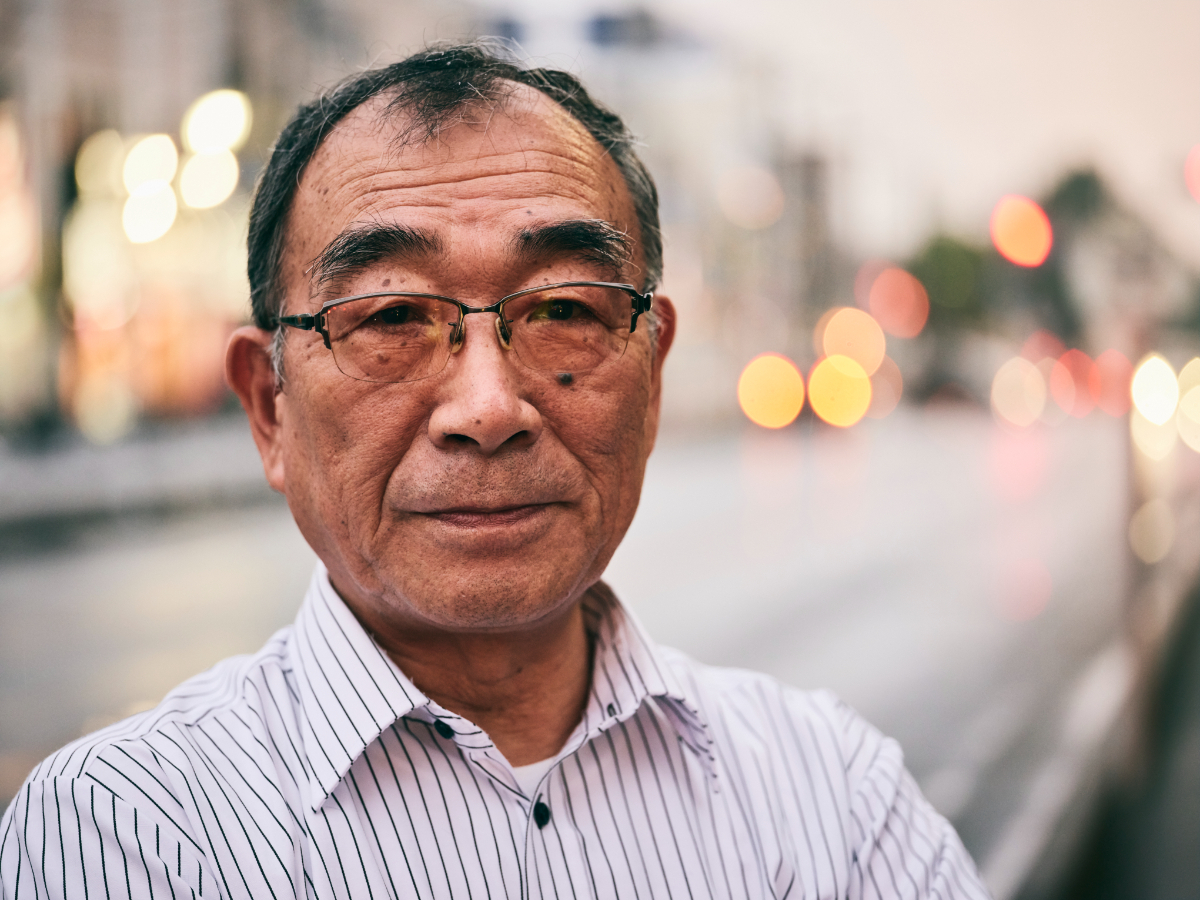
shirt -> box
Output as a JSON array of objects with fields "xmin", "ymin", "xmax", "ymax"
[{"xmin": 0, "ymin": 565, "xmax": 991, "ymax": 899}]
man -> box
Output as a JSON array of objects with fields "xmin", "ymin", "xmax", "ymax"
[{"xmin": 1, "ymin": 43, "xmax": 990, "ymax": 898}]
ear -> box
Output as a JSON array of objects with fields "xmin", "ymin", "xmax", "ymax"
[
  {"xmin": 648, "ymin": 295, "xmax": 677, "ymax": 388},
  {"xmin": 226, "ymin": 326, "xmax": 287, "ymax": 492}
]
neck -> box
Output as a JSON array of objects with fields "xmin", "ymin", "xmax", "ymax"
[{"xmin": 353, "ymin": 596, "xmax": 592, "ymax": 767}]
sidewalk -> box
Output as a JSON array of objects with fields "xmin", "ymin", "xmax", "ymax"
[{"xmin": 0, "ymin": 415, "xmax": 274, "ymax": 535}]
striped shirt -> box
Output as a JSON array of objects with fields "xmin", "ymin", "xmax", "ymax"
[{"xmin": 0, "ymin": 565, "xmax": 990, "ymax": 899}]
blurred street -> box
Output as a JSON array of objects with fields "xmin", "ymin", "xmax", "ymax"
[{"xmin": 3, "ymin": 408, "xmax": 1185, "ymax": 898}]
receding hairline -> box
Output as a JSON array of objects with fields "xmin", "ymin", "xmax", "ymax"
[{"xmin": 278, "ymin": 81, "xmax": 648, "ymax": 294}]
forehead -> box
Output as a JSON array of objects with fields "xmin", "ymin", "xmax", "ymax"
[{"xmin": 282, "ymin": 86, "xmax": 637, "ymax": 283}]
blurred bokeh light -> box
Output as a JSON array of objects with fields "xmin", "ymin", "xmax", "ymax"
[
  {"xmin": 821, "ymin": 307, "xmax": 886, "ymax": 375},
  {"xmin": 1131, "ymin": 354, "xmax": 1178, "ymax": 425},
  {"xmin": 991, "ymin": 357, "xmax": 1046, "ymax": 428},
  {"xmin": 122, "ymin": 134, "xmax": 178, "ymax": 193},
  {"xmin": 866, "ymin": 267, "xmax": 929, "ymax": 338},
  {"xmin": 990, "ymin": 194, "xmax": 1053, "ymax": 267},
  {"xmin": 1090, "ymin": 349, "xmax": 1133, "ymax": 417},
  {"xmin": 716, "ymin": 165, "xmax": 784, "ymax": 230},
  {"xmin": 182, "ymin": 90, "xmax": 252, "ymax": 154},
  {"xmin": 180, "ymin": 150, "xmax": 239, "ymax": 209},
  {"xmin": 1129, "ymin": 498, "xmax": 1175, "ymax": 564},
  {"xmin": 1049, "ymin": 349, "xmax": 1095, "ymax": 418},
  {"xmin": 737, "ymin": 352, "xmax": 805, "ymax": 428},
  {"xmin": 808, "ymin": 355, "xmax": 872, "ymax": 427},
  {"xmin": 1185, "ymin": 144, "xmax": 1200, "ymax": 204},
  {"xmin": 866, "ymin": 355, "xmax": 903, "ymax": 419}
]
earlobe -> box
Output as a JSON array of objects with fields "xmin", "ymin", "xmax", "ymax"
[{"xmin": 226, "ymin": 326, "xmax": 287, "ymax": 492}]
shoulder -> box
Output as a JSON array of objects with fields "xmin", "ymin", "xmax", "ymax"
[
  {"xmin": 662, "ymin": 646, "xmax": 882, "ymax": 750},
  {"xmin": 1, "ymin": 630, "xmax": 298, "ymax": 895},
  {"xmin": 659, "ymin": 646, "xmax": 899, "ymax": 798}
]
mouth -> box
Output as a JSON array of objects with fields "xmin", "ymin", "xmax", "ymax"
[{"xmin": 421, "ymin": 504, "xmax": 552, "ymax": 528}]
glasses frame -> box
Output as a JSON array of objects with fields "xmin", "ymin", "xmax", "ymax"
[{"xmin": 274, "ymin": 280, "xmax": 654, "ymax": 381}]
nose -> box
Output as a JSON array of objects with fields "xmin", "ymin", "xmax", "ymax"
[{"xmin": 428, "ymin": 313, "xmax": 543, "ymax": 455}]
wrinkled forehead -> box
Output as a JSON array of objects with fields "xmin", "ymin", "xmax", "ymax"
[{"xmin": 281, "ymin": 84, "xmax": 640, "ymax": 277}]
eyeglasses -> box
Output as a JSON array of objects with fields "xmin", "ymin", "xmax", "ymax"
[{"xmin": 274, "ymin": 281, "xmax": 653, "ymax": 384}]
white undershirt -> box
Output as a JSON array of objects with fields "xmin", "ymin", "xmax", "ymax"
[{"xmin": 511, "ymin": 758, "xmax": 557, "ymax": 798}]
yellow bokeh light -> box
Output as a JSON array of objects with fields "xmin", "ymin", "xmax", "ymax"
[
  {"xmin": 737, "ymin": 353, "xmax": 805, "ymax": 428},
  {"xmin": 180, "ymin": 150, "xmax": 239, "ymax": 209},
  {"xmin": 75, "ymin": 130, "xmax": 126, "ymax": 197},
  {"xmin": 808, "ymin": 355, "xmax": 871, "ymax": 428},
  {"xmin": 1131, "ymin": 409, "xmax": 1177, "ymax": 460},
  {"xmin": 1129, "ymin": 498, "xmax": 1174, "ymax": 565},
  {"xmin": 183, "ymin": 89, "xmax": 252, "ymax": 154},
  {"xmin": 1177, "ymin": 357, "xmax": 1200, "ymax": 397},
  {"xmin": 123, "ymin": 135, "xmax": 178, "ymax": 194},
  {"xmin": 821, "ymin": 307, "xmax": 886, "ymax": 376},
  {"xmin": 74, "ymin": 373, "xmax": 138, "ymax": 444},
  {"xmin": 991, "ymin": 357, "xmax": 1045, "ymax": 427},
  {"xmin": 1130, "ymin": 354, "xmax": 1178, "ymax": 425},
  {"xmin": 122, "ymin": 181, "xmax": 177, "ymax": 243},
  {"xmin": 1176, "ymin": 386, "xmax": 1200, "ymax": 453}
]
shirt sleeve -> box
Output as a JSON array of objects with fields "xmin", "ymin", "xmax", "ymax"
[
  {"xmin": 1, "ymin": 776, "xmax": 219, "ymax": 899},
  {"xmin": 830, "ymin": 695, "xmax": 993, "ymax": 900}
]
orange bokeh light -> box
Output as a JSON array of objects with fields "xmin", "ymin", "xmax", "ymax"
[
  {"xmin": 868, "ymin": 268, "xmax": 929, "ymax": 339},
  {"xmin": 991, "ymin": 195, "xmax": 1053, "ymax": 267},
  {"xmin": 737, "ymin": 353, "xmax": 805, "ymax": 428},
  {"xmin": 1186, "ymin": 145, "xmax": 1200, "ymax": 203},
  {"xmin": 1090, "ymin": 348, "xmax": 1133, "ymax": 416},
  {"xmin": 821, "ymin": 307, "xmax": 886, "ymax": 375},
  {"xmin": 808, "ymin": 355, "xmax": 872, "ymax": 427},
  {"xmin": 1049, "ymin": 349, "xmax": 1095, "ymax": 417}
]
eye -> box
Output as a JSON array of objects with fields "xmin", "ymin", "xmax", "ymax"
[
  {"xmin": 531, "ymin": 299, "xmax": 591, "ymax": 321},
  {"xmin": 372, "ymin": 305, "xmax": 416, "ymax": 325}
]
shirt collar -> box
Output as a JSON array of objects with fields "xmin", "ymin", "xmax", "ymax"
[{"xmin": 288, "ymin": 564, "xmax": 712, "ymax": 810}]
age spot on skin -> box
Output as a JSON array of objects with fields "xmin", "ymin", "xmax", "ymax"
[{"xmin": 382, "ymin": 278, "xmax": 391, "ymax": 287}]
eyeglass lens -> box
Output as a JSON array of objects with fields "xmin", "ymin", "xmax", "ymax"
[{"xmin": 322, "ymin": 284, "xmax": 635, "ymax": 384}]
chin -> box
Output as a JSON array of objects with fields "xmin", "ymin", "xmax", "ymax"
[{"xmin": 391, "ymin": 568, "xmax": 585, "ymax": 633}]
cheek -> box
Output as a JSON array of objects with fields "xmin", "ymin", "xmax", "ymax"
[
  {"xmin": 282, "ymin": 375, "xmax": 431, "ymax": 515},
  {"xmin": 548, "ymin": 372, "xmax": 654, "ymax": 496}
]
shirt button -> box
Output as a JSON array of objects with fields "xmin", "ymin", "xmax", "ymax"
[
  {"xmin": 533, "ymin": 800, "xmax": 551, "ymax": 829},
  {"xmin": 606, "ymin": 703, "xmax": 617, "ymax": 717},
  {"xmin": 434, "ymin": 720, "xmax": 454, "ymax": 739}
]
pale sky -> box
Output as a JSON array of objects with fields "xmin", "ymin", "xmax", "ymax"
[
  {"xmin": 477, "ymin": 0, "xmax": 1200, "ymax": 266},
  {"xmin": 653, "ymin": 0, "xmax": 1200, "ymax": 264}
]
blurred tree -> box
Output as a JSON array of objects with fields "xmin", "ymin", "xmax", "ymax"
[{"xmin": 907, "ymin": 235, "xmax": 987, "ymax": 330}]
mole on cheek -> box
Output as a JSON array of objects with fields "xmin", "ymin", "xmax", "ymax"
[{"xmin": 557, "ymin": 372, "xmax": 574, "ymax": 386}]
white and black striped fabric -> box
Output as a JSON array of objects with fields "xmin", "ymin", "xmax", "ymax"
[{"xmin": 1, "ymin": 565, "xmax": 991, "ymax": 899}]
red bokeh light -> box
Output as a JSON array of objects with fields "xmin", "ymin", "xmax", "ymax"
[
  {"xmin": 1021, "ymin": 329, "xmax": 1065, "ymax": 363},
  {"xmin": 867, "ymin": 268, "xmax": 929, "ymax": 339},
  {"xmin": 1049, "ymin": 349, "xmax": 1095, "ymax": 417},
  {"xmin": 1186, "ymin": 145, "xmax": 1200, "ymax": 203},
  {"xmin": 1090, "ymin": 348, "xmax": 1133, "ymax": 416}
]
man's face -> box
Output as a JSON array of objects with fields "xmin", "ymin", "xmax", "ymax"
[{"xmin": 254, "ymin": 88, "xmax": 674, "ymax": 635}]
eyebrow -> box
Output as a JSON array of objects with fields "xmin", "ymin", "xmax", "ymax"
[
  {"xmin": 308, "ymin": 223, "xmax": 443, "ymax": 290},
  {"xmin": 308, "ymin": 217, "xmax": 633, "ymax": 293},
  {"xmin": 512, "ymin": 219, "xmax": 633, "ymax": 277}
]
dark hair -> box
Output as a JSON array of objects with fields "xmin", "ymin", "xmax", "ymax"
[{"xmin": 246, "ymin": 40, "xmax": 662, "ymax": 331}]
